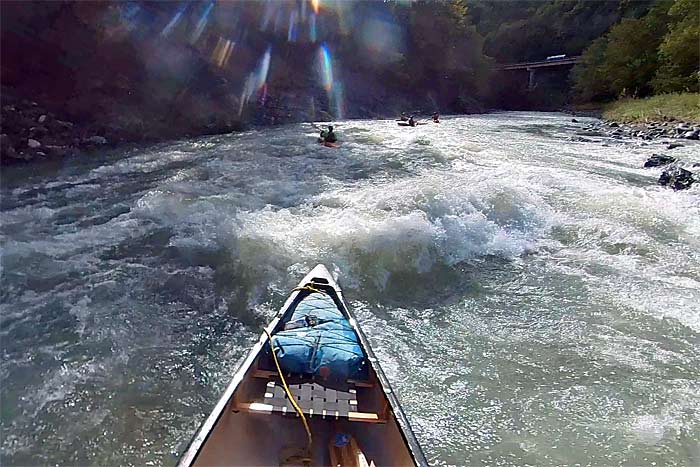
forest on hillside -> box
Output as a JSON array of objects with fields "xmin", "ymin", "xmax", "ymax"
[{"xmin": 1, "ymin": 0, "xmax": 697, "ymax": 145}]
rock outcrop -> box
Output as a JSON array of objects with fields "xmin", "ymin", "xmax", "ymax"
[
  {"xmin": 643, "ymin": 154, "xmax": 676, "ymax": 168},
  {"xmin": 658, "ymin": 165, "xmax": 696, "ymax": 191}
]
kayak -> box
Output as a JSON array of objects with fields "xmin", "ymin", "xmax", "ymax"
[
  {"xmin": 322, "ymin": 141, "xmax": 339, "ymax": 148},
  {"xmin": 398, "ymin": 122, "xmax": 429, "ymax": 127},
  {"xmin": 178, "ymin": 264, "xmax": 427, "ymax": 467}
]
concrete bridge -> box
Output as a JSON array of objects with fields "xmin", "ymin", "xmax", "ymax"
[{"xmin": 498, "ymin": 56, "xmax": 581, "ymax": 90}]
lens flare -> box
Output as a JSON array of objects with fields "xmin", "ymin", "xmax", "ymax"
[
  {"xmin": 212, "ymin": 36, "xmax": 235, "ymax": 68},
  {"xmin": 318, "ymin": 44, "xmax": 333, "ymax": 92},
  {"xmin": 260, "ymin": 3, "xmax": 275, "ymax": 31},
  {"xmin": 256, "ymin": 46, "xmax": 272, "ymax": 90},
  {"xmin": 332, "ymin": 80, "xmax": 345, "ymax": 119},
  {"xmin": 287, "ymin": 10, "xmax": 298, "ymax": 42},
  {"xmin": 311, "ymin": 0, "xmax": 320, "ymax": 15},
  {"xmin": 274, "ymin": 9, "xmax": 284, "ymax": 35},
  {"xmin": 239, "ymin": 45, "xmax": 273, "ymax": 115},
  {"xmin": 239, "ymin": 74, "xmax": 256, "ymax": 116},
  {"xmin": 161, "ymin": 7, "xmax": 185, "ymax": 37},
  {"xmin": 309, "ymin": 13, "xmax": 317, "ymax": 42},
  {"xmin": 190, "ymin": 2, "xmax": 215, "ymax": 44}
]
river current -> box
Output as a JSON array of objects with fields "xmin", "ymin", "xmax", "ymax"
[{"xmin": 1, "ymin": 112, "xmax": 699, "ymax": 466}]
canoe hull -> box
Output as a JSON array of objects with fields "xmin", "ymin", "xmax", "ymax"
[{"xmin": 178, "ymin": 265, "xmax": 426, "ymax": 467}]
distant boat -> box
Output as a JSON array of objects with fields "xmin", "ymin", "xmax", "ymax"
[
  {"xmin": 546, "ymin": 54, "xmax": 567, "ymax": 61},
  {"xmin": 178, "ymin": 264, "xmax": 427, "ymax": 466}
]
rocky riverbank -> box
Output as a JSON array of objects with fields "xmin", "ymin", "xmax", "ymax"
[
  {"xmin": 0, "ymin": 91, "xmax": 112, "ymax": 164},
  {"xmin": 571, "ymin": 117, "xmax": 699, "ymax": 190}
]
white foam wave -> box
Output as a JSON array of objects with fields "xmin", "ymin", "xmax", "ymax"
[{"xmin": 225, "ymin": 170, "xmax": 551, "ymax": 289}]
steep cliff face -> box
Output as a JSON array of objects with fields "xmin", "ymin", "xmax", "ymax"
[
  {"xmin": 1, "ymin": 1, "xmax": 247, "ymax": 142},
  {"xmin": 2, "ymin": 0, "xmax": 489, "ymax": 164}
]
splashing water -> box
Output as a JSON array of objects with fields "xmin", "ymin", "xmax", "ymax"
[{"xmin": 1, "ymin": 113, "xmax": 699, "ymax": 466}]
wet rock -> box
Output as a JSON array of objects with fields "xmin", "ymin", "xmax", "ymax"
[
  {"xmin": 608, "ymin": 121, "xmax": 619, "ymax": 128},
  {"xmin": 44, "ymin": 145, "xmax": 71, "ymax": 157},
  {"xmin": 576, "ymin": 130, "xmax": 606, "ymax": 137},
  {"xmin": 85, "ymin": 135, "xmax": 108, "ymax": 145},
  {"xmin": 38, "ymin": 114, "xmax": 47, "ymax": 123},
  {"xmin": 571, "ymin": 118, "xmax": 579, "ymax": 123},
  {"xmin": 667, "ymin": 143, "xmax": 684, "ymax": 149},
  {"xmin": 27, "ymin": 138, "xmax": 41, "ymax": 148},
  {"xmin": 676, "ymin": 124, "xmax": 691, "ymax": 134},
  {"xmin": 1, "ymin": 133, "xmax": 18, "ymax": 160},
  {"xmin": 29, "ymin": 126, "xmax": 48, "ymax": 137},
  {"xmin": 644, "ymin": 154, "xmax": 675, "ymax": 168},
  {"xmin": 681, "ymin": 129, "xmax": 699, "ymax": 140},
  {"xmin": 55, "ymin": 120, "xmax": 74, "ymax": 129},
  {"xmin": 658, "ymin": 165, "xmax": 695, "ymax": 191}
]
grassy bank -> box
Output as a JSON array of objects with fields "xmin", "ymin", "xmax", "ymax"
[{"xmin": 602, "ymin": 93, "xmax": 700, "ymax": 124}]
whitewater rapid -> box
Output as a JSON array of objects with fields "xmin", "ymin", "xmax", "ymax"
[{"xmin": 1, "ymin": 112, "xmax": 699, "ymax": 465}]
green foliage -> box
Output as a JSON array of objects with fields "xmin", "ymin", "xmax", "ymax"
[
  {"xmin": 571, "ymin": 37, "xmax": 611, "ymax": 102},
  {"xmin": 468, "ymin": 0, "xmax": 655, "ymax": 62},
  {"xmin": 603, "ymin": 92, "xmax": 700, "ymax": 123},
  {"xmin": 398, "ymin": 0, "xmax": 492, "ymax": 108},
  {"xmin": 653, "ymin": 0, "xmax": 700, "ymax": 93},
  {"xmin": 573, "ymin": 0, "xmax": 698, "ymax": 102},
  {"xmin": 601, "ymin": 17, "xmax": 663, "ymax": 97}
]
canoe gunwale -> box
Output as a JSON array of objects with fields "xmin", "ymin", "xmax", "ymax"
[
  {"xmin": 177, "ymin": 264, "xmax": 427, "ymax": 467},
  {"xmin": 324, "ymin": 270, "xmax": 428, "ymax": 467}
]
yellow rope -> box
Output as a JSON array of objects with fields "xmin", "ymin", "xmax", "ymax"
[
  {"xmin": 264, "ymin": 328, "xmax": 313, "ymax": 458},
  {"xmin": 292, "ymin": 285, "xmax": 325, "ymax": 295}
]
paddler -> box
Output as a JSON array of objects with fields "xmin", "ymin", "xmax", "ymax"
[
  {"xmin": 432, "ymin": 112, "xmax": 440, "ymax": 123},
  {"xmin": 319, "ymin": 125, "xmax": 337, "ymax": 143},
  {"xmin": 408, "ymin": 115, "xmax": 416, "ymax": 127}
]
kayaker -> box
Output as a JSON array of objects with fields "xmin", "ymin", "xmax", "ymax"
[
  {"xmin": 408, "ymin": 116, "xmax": 416, "ymax": 127},
  {"xmin": 399, "ymin": 112, "xmax": 408, "ymax": 122},
  {"xmin": 432, "ymin": 112, "xmax": 440, "ymax": 123},
  {"xmin": 320, "ymin": 125, "xmax": 337, "ymax": 143}
]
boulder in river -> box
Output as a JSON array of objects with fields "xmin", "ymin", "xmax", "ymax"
[
  {"xmin": 27, "ymin": 138, "xmax": 41, "ymax": 148},
  {"xmin": 676, "ymin": 124, "xmax": 691, "ymax": 134},
  {"xmin": 658, "ymin": 165, "xmax": 696, "ymax": 191},
  {"xmin": 681, "ymin": 129, "xmax": 699, "ymax": 140},
  {"xmin": 644, "ymin": 154, "xmax": 675, "ymax": 168},
  {"xmin": 667, "ymin": 143, "xmax": 684, "ymax": 150},
  {"xmin": 575, "ymin": 130, "xmax": 606, "ymax": 137}
]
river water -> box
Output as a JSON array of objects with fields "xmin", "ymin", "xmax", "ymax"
[{"xmin": 1, "ymin": 112, "xmax": 699, "ymax": 466}]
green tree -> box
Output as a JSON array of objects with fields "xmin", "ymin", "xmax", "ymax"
[
  {"xmin": 571, "ymin": 37, "xmax": 612, "ymax": 101},
  {"xmin": 653, "ymin": 0, "xmax": 700, "ymax": 92},
  {"xmin": 571, "ymin": 0, "xmax": 672, "ymax": 101}
]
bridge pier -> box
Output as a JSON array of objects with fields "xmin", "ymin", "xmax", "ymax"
[{"xmin": 498, "ymin": 56, "xmax": 580, "ymax": 92}]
